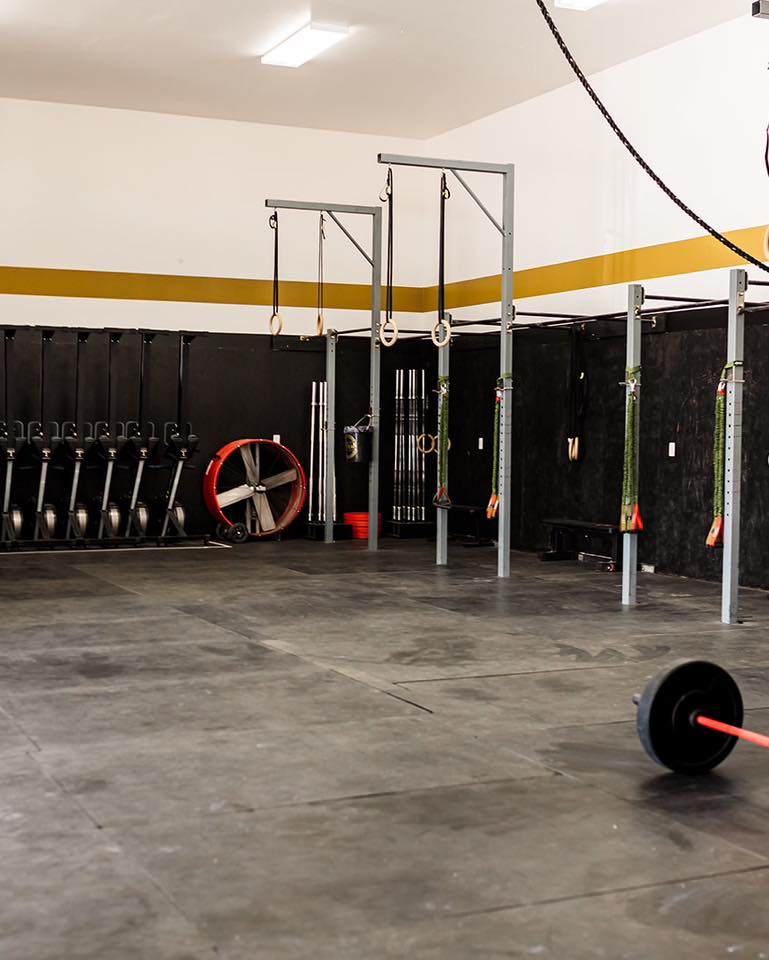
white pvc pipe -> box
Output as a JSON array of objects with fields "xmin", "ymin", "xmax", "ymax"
[{"xmin": 309, "ymin": 381, "xmax": 317, "ymax": 523}]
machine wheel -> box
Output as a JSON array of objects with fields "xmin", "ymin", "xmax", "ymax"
[
  {"xmin": 71, "ymin": 504, "xmax": 89, "ymax": 538},
  {"xmin": 172, "ymin": 502, "xmax": 186, "ymax": 531},
  {"xmin": 103, "ymin": 503, "xmax": 121, "ymax": 538},
  {"xmin": 203, "ymin": 439, "xmax": 307, "ymax": 540},
  {"xmin": 134, "ymin": 502, "xmax": 149, "ymax": 535},
  {"xmin": 41, "ymin": 504, "xmax": 57, "ymax": 538},
  {"xmin": 8, "ymin": 505, "xmax": 23, "ymax": 538},
  {"xmin": 227, "ymin": 522, "xmax": 249, "ymax": 544}
]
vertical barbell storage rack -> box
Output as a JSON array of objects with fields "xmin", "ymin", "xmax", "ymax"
[
  {"xmin": 377, "ymin": 153, "xmax": 515, "ymax": 578},
  {"xmin": 264, "ymin": 198, "xmax": 383, "ymax": 548}
]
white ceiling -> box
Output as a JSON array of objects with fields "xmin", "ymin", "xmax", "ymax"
[{"xmin": 0, "ymin": 0, "xmax": 746, "ymax": 138}]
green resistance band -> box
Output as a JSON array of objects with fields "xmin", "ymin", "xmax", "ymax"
[{"xmin": 620, "ymin": 366, "xmax": 642, "ymax": 534}]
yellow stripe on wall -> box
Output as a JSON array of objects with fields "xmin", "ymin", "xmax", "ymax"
[
  {"xmin": 0, "ymin": 266, "xmax": 422, "ymax": 313},
  {"xmin": 2, "ymin": 224, "xmax": 767, "ymax": 312},
  {"xmin": 434, "ymin": 223, "xmax": 769, "ymax": 310}
]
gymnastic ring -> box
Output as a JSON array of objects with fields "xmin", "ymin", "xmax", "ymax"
[
  {"xmin": 317, "ymin": 314, "xmax": 325, "ymax": 336},
  {"xmin": 417, "ymin": 433, "xmax": 436, "ymax": 455},
  {"xmin": 431, "ymin": 317, "xmax": 451, "ymax": 348},
  {"xmin": 379, "ymin": 317, "xmax": 399, "ymax": 348},
  {"xmin": 269, "ymin": 312, "xmax": 283, "ymax": 336}
]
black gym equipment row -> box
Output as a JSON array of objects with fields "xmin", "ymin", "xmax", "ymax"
[
  {"xmin": 124, "ymin": 332, "xmax": 159, "ymax": 538},
  {"xmin": 62, "ymin": 331, "xmax": 95, "ymax": 540},
  {"xmin": 0, "ymin": 326, "xmax": 205, "ymax": 551},
  {"xmin": 29, "ymin": 329, "xmax": 60, "ymax": 540},
  {"xmin": 93, "ymin": 332, "xmax": 128, "ymax": 539},
  {"xmin": 0, "ymin": 419, "xmax": 25, "ymax": 542},
  {"xmin": 158, "ymin": 333, "xmax": 198, "ymax": 538},
  {"xmin": 1, "ymin": 330, "xmax": 26, "ymax": 543}
]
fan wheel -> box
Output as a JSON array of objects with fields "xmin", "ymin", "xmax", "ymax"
[{"xmin": 203, "ymin": 439, "xmax": 306, "ymax": 540}]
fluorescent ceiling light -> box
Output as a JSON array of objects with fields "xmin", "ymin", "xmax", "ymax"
[
  {"xmin": 261, "ymin": 23, "xmax": 348, "ymax": 67},
  {"xmin": 554, "ymin": 0, "xmax": 608, "ymax": 9}
]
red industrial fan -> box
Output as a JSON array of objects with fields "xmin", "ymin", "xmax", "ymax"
[{"xmin": 203, "ymin": 439, "xmax": 307, "ymax": 540}]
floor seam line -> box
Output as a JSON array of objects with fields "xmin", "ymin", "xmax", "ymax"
[
  {"xmin": 394, "ymin": 662, "xmax": 663, "ymax": 684},
  {"xmin": 447, "ymin": 863, "xmax": 769, "ymax": 919}
]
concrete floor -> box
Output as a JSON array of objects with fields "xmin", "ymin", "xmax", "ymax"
[{"xmin": 2, "ymin": 540, "xmax": 769, "ymax": 959}]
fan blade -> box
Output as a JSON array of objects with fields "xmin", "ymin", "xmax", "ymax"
[
  {"xmin": 245, "ymin": 497, "xmax": 259, "ymax": 534},
  {"xmin": 253, "ymin": 491, "xmax": 276, "ymax": 531},
  {"xmin": 240, "ymin": 445, "xmax": 259, "ymax": 486},
  {"xmin": 250, "ymin": 496, "xmax": 262, "ymax": 532},
  {"xmin": 218, "ymin": 483, "xmax": 254, "ymax": 509},
  {"xmin": 263, "ymin": 468, "xmax": 297, "ymax": 490}
]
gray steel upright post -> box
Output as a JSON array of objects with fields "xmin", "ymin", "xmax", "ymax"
[
  {"xmin": 324, "ymin": 330, "xmax": 337, "ymax": 544},
  {"xmin": 436, "ymin": 339, "xmax": 450, "ymax": 566},
  {"xmin": 622, "ymin": 284, "xmax": 644, "ymax": 607},
  {"xmin": 368, "ymin": 208, "xmax": 382, "ymax": 551},
  {"xmin": 722, "ymin": 268, "xmax": 747, "ymax": 624},
  {"xmin": 497, "ymin": 166, "xmax": 515, "ymax": 578}
]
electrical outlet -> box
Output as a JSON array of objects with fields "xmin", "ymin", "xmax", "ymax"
[
  {"xmin": 668, "ymin": 442, "xmax": 676, "ymax": 458},
  {"xmin": 640, "ymin": 563, "xmax": 656, "ymax": 574},
  {"xmin": 478, "ymin": 437, "xmax": 484, "ymax": 450},
  {"xmin": 273, "ymin": 434, "xmax": 281, "ymax": 444}
]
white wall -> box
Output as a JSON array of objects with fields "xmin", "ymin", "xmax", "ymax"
[
  {"xmin": 426, "ymin": 12, "xmax": 769, "ymax": 320},
  {"xmin": 0, "ymin": 97, "xmax": 430, "ymax": 333},
  {"xmin": 2, "ymin": 13, "xmax": 768, "ymax": 333}
]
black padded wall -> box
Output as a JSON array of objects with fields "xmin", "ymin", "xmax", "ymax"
[
  {"xmin": 449, "ymin": 314, "xmax": 769, "ymax": 589},
  {"xmin": 3, "ymin": 313, "xmax": 768, "ymax": 587},
  {"xmin": 0, "ymin": 327, "xmax": 433, "ymax": 538}
]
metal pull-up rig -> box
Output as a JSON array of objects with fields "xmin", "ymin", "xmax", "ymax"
[
  {"xmin": 264, "ymin": 198, "xmax": 382, "ymax": 549},
  {"xmin": 377, "ymin": 153, "xmax": 515, "ymax": 577}
]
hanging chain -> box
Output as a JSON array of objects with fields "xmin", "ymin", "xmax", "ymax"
[
  {"xmin": 385, "ymin": 168, "xmax": 394, "ymax": 320},
  {"xmin": 438, "ymin": 172, "xmax": 450, "ymax": 321},
  {"xmin": 317, "ymin": 213, "xmax": 326, "ymax": 336},
  {"xmin": 268, "ymin": 212, "xmax": 283, "ymax": 336},
  {"xmin": 765, "ymin": 126, "xmax": 769, "ymax": 179},
  {"xmin": 379, "ymin": 168, "xmax": 399, "ymax": 346},
  {"xmin": 270, "ymin": 212, "xmax": 279, "ymax": 315},
  {"xmin": 431, "ymin": 173, "xmax": 452, "ymax": 348}
]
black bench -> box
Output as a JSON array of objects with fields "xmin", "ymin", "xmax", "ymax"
[
  {"xmin": 540, "ymin": 517, "xmax": 621, "ymax": 571},
  {"xmin": 435, "ymin": 503, "xmax": 493, "ymax": 547}
]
